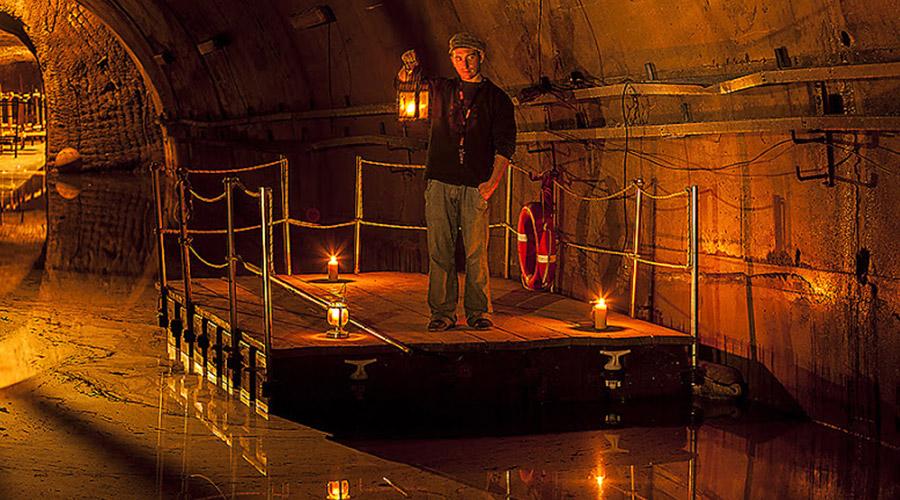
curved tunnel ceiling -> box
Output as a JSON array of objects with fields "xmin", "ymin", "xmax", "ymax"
[{"xmin": 73, "ymin": 0, "xmax": 900, "ymax": 127}]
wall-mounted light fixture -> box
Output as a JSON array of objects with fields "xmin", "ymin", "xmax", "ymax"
[
  {"xmin": 291, "ymin": 5, "xmax": 336, "ymax": 30},
  {"xmin": 197, "ymin": 33, "xmax": 231, "ymax": 56}
]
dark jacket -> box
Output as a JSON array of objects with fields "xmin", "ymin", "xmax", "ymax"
[{"xmin": 425, "ymin": 77, "xmax": 516, "ymax": 187}]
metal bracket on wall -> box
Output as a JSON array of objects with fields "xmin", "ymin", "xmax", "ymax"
[{"xmin": 791, "ymin": 130, "xmax": 877, "ymax": 188}]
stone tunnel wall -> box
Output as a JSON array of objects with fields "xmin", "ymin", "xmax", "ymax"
[
  {"xmin": 0, "ymin": 0, "xmax": 163, "ymax": 275},
  {"xmin": 5, "ymin": 0, "xmax": 897, "ymax": 446}
]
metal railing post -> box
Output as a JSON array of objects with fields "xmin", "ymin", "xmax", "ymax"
[
  {"xmin": 176, "ymin": 169, "xmax": 194, "ymax": 347},
  {"xmin": 690, "ymin": 184, "xmax": 700, "ymax": 380},
  {"xmin": 354, "ymin": 155, "xmax": 363, "ymax": 274},
  {"xmin": 152, "ymin": 163, "xmax": 169, "ymax": 328},
  {"xmin": 280, "ymin": 156, "xmax": 292, "ymax": 275},
  {"xmin": 629, "ymin": 180, "xmax": 644, "ymax": 318},
  {"xmin": 224, "ymin": 178, "xmax": 241, "ymax": 391},
  {"xmin": 504, "ymin": 164, "xmax": 512, "ymax": 279},
  {"xmin": 552, "ymin": 180, "xmax": 561, "ymax": 292},
  {"xmin": 259, "ymin": 187, "xmax": 274, "ymax": 388}
]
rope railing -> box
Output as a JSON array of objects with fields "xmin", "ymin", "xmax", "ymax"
[
  {"xmin": 288, "ymin": 219, "xmax": 357, "ymax": 230},
  {"xmin": 554, "ymin": 180, "xmax": 635, "ymax": 202},
  {"xmin": 185, "ymin": 159, "xmax": 284, "ymax": 175},
  {"xmin": 155, "ymin": 152, "xmax": 700, "ymax": 400},
  {"xmin": 233, "ymin": 179, "xmax": 262, "ymax": 198},
  {"xmin": 189, "ymin": 245, "xmax": 229, "ymax": 269},
  {"xmin": 189, "ymin": 189, "xmax": 227, "ymax": 203}
]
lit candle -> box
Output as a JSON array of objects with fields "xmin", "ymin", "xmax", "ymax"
[
  {"xmin": 328, "ymin": 255, "xmax": 339, "ymax": 281},
  {"xmin": 592, "ymin": 298, "xmax": 608, "ymax": 330}
]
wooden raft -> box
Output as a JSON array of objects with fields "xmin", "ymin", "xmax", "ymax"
[{"xmin": 164, "ymin": 272, "xmax": 693, "ymax": 415}]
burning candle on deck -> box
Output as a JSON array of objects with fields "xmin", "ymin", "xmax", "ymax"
[
  {"xmin": 328, "ymin": 255, "xmax": 339, "ymax": 281},
  {"xmin": 592, "ymin": 298, "xmax": 608, "ymax": 330}
]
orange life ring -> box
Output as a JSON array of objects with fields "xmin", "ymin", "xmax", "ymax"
[{"xmin": 517, "ymin": 202, "xmax": 557, "ymax": 291}]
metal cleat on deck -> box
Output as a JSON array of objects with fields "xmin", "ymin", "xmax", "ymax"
[
  {"xmin": 600, "ymin": 349, "xmax": 631, "ymax": 371},
  {"xmin": 345, "ymin": 359, "xmax": 377, "ymax": 381}
]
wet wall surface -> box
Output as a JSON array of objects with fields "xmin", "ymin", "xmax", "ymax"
[{"xmin": 0, "ymin": 208, "xmax": 897, "ymax": 499}]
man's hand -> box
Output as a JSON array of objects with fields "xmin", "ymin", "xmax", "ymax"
[
  {"xmin": 398, "ymin": 50, "xmax": 419, "ymax": 82},
  {"xmin": 478, "ymin": 180, "xmax": 497, "ymax": 201}
]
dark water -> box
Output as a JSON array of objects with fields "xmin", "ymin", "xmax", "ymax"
[{"xmin": 334, "ymin": 402, "xmax": 898, "ymax": 499}]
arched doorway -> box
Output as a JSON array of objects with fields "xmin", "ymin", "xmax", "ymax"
[{"xmin": 0, "ymin": 23, "xmax": 46, "ymax": 296}]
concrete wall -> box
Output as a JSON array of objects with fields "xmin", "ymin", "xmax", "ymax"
[{"xmin": 3, "ymin": 0, "xmax": 897, "ymax": 445}]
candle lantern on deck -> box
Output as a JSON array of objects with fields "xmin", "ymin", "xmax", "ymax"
[
  {"xmin": 326, "ymin": 480, "xmax": 350, "ymax": 499},
  {"xmin": 592, "ymin": 298, "xmax": 608, "ymax": 330},
  {"xmin": 327, "ymin": 255, "xmax": 339, "ymax": 281},
  {"xmin": 397, "ymin": 79, "xmax": 429, "ymax": 121},
  {"xmin": 326, "ymin": 300, "xmax": 350, "ymax": 339}
]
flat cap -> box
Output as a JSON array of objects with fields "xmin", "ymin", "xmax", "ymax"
[{"xmin": 448, "ymin": 32, "xmax": 486, "ymax": 53}]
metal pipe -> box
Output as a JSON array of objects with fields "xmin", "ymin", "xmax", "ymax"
[
  {"xmin": 504, "ymin": 164, "xmax": 512, "ymax": 280},
  {"xmin": 629, "ymin": 181, "xmax": 643, "ymax": 318},
  {"xmin": 259, "ymin": 187, "xmax": 275, "ymax": 387},
  {"xmin": 243, "ymin": 262, "xmax": 412, "ymax": 354},
  {"xmin": 690, "ymin": 185, "xmax": 700, "ymax": 379},
  {"xmin": 280, "ymin": 156, "xmax": 292, "ymax": 275},
  {"xmin": 152, "ymin": 164, "xmax": 168, "ymax": 288},
  {"xmin": 354, "ymin": 155, "xmax": 363, "ymax": 274},
  {"xmin": 176, "ymin": 170, "xmax": 194, "ymax": 344},
  {"xmin": 224, "ymin": 178, "xmax": 241, "ymax": 390}
]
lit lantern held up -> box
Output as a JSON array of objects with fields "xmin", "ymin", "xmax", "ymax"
[
  {"xmin": 592, "ymin": 298, "xmax": 608, "ymax": 330},
  {"xmin": 326, "ymin": 480, "xmax": 350, "ymax": 499},
  {"xmin": 397, "ymin": 80, "xmax": 429, "ymax": 121},
  {"xmin": 326, "ymin": 300, "xmax": 350, "ymax": 339},
  {"xmin": 328, "ymin": 255, "xmax": 339, "ymax": 281}
]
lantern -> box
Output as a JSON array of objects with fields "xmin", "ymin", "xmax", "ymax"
[
  {"xmin": 326, "ymin": 480, "xmax": 350, "ymax": 499},
  {"xmin": 397, "ymin": 80, "xmax": 429, "ymax": 121},
  {"xmin": 326, "ymin": 300, "xmax": 350, "ymax": 339},
  {"xmin": 327, "ymin": 255, "xmax": 339, "ymax": 281},
  {"xmin": 592, "ymin": 298, "xmax": 608, "ymax": 330}
]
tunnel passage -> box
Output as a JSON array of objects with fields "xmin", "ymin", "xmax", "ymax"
[{"xmin": 1, "ymin": 0, "xmax": 897, "ymax": 449}]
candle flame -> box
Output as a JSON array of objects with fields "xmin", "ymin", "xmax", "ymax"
[
  {"xmin": 594, "ymin": 298, "xmax": 607, "ymax": 308},
  {"xmin": 329, "ymin": 255, "xmax": 338, "ymax": 265}
]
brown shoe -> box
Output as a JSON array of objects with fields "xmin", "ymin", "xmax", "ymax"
[
  {"xmin": 427, "ymin": 318, "xmax": 454, "ymax": 332},
  {"xmin": 467, "ymin": 317, "xmax": 493, "ymax": 330}
]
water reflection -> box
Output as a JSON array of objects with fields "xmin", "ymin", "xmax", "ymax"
[
  {"xmin": 159, "ymin": 363, "xmax": 899, "ymax": 499},
  {"xmin": 156, "ymin": 369, "xmax": 489, "ymax": 498}
]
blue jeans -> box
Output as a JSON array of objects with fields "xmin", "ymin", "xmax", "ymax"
[{"xmin": 424, "ymin": 179, "xmax": 491, "ymax": 324}]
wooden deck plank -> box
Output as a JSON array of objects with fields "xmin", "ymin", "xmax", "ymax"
[
  {"xmin": 286, "ymin": 273, "xmax": 690, "ymax": 345},
  {"xmin": 167, "ymin": 272, "xmax": 691, "ymax": 355}
]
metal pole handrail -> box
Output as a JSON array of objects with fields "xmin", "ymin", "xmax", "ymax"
[
  {"xmin": 629, "ymin": 181, "xmax": 644, "ymax": 318},
  {"xmin": 280, "ymin": 157, "xmax": 292, "ymax": 275},
  {"xmin": 259, "ymin": 187, "xmax": 275, "ymax": 389},
  {"xmin": 690, "ymin": 185, "xmax": 700, "ymax": 383},
  {"xmin": 504, "ymin": 163, "xmax": 512, "ymax": 279},
  {"xmin": 177, "ymin": 170, "xmax": 195, "ymax": 345},
  {"xmin": 224, "ymin": 178, "xmax": 241, "ymax": 391},
  {"xmin": 353, "ymin": 155, "xmax": 363, "ymax": 274},
  {"xmin": 152, "ymin": 163, "xmax": 168, "ymax": 327},
  {"xmin": 243, "ymin": 261, "xmax": 412, "ymax": 355}
]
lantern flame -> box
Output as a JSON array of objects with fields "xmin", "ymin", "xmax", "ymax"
[{"xmin": 327, "ymin": 480, "xmax": 350, "ymax": 499}]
